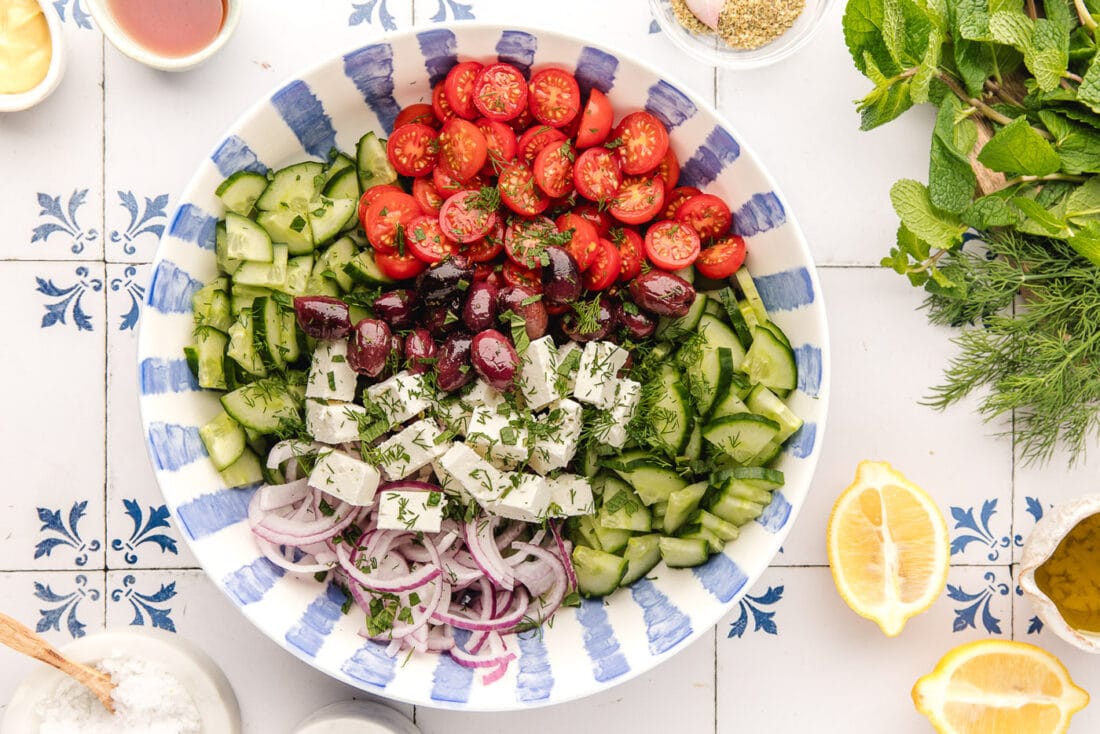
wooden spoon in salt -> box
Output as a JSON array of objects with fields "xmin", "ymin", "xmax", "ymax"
[{"xmin": 0, "ymin": 612, "xmax": 116, "ymax": 713}]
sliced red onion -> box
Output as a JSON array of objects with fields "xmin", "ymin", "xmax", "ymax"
[
  {"xmin": 337, "ymin": 541, "xmax": 441, "ymax": 593},
  {"xmin": 464, "ymin": 517, "xmax": 514, "ymax": 591},
  {"xmin": 257, "ymin": 479, "xmax": 311, "ymax": 511},
  {"xmin": 550, "ymin": 520, "xmax": 578, "ymax": 592}
]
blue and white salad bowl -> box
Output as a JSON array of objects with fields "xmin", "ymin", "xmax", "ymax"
[{"xmin": 137, "ymin": 23, "xmax": 830, "ymax": 711}]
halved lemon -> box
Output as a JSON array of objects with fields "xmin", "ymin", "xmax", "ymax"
[
  {"xmin": 826, "ymin": 460, "xmax": 949, "ymax": 636},
  {"xmin": 913, "ymin": 639, "xmax": 1089, "ymax": 733}
]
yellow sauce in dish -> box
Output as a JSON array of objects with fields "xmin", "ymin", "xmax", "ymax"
[{"xmin": 0, "ymin": 0, "xmax": 52, "ymax": 95}]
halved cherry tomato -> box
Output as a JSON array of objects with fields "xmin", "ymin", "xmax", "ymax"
[
  {"xmin": 472, "ymin": 63, "xmax": 528, "ymax": 121},
  {"xmin": 611, "ymin": 111, "xmax": 669, "ymax": 175},
  {"xmin": 358, "ymin": 184, "xmax": 405, "ymax": 230},
  {"xmin": 464, "ymin": 219, "xmax": 505, "ymax": 263},
  {"xmin": 608, "ymin": 174, "xmax": 665, "ymax": 225},
  {"xmin": 528, "ymin": 68, "xmax": 581, "ymax": 128},
  {"xmin": 662, "ymin": 186, "xmax": 701, "ymax": 219},
  {"xmin": 438, "ymin": 118, "xmax": 488, "ymax": 181},
  {"xmin": 394, "ymin": 103, "xmax": 438, "ymax": 130},
  {"xmin": 504, "ymin": 216, "xmax": 556, "ymax": 269},
  {"xmin": 533, "ymin": 140, "xmax": 575, "ymax": 198},
  {"xmin": 583, "ymin": 238, "xmax": 622, "ymax": 290},
  {"xmin": 502, "ymin": 259, "xmax": 543, "ymax": 292},
  {"xmin": 675, "ymin": 193, "xmax": 732, "ymax": 240},
  {"xmin": 439, "ymin": 190, "xmax": 498, "ymax": 243},
  {"xmin": 572, "ymin": 201, "xmax": 612, "ymax": 236},
  {"xmin": 412, "ymin": 176, "xmax": 444, "ymax": 215},
  {"xmin": 363, "ymin": 190, "xmax": 420, "ymax": 253},
  {"xmin": 644, "ymin": 220, "xmax": 701, "ymax": 270},
  {"xmin": 431, "ymin": 81, "xmax": 456, "ymax": 123},
  {"xmin": 573, "ymin": 147, "xmax": 622, "ymax": 202},
  {"xmin": 694, "ymin": 235, "xmax": 747, "ymax": 279},
  {"xmin": 575, "ymin": 88, "xmax": 614, "ymax": 149},
  {"xmin": 433, "ymin": 165, "xmax": 483, "ymax": 197},
  {"xmin": 517, "ymin": 125, "xmax": 567, "ymax": 165},
  {"xmin": 509, "ymin": 105, "xmax": 534, "ymax": 132},
  {"xmin": 612, "ymin": 227, "xmax": 644, "ymax": 282},
  {"xmin": 498, "ymin": 161, "xmax": 549, "ymax": 216},
  {"xmin": 475, "ymin": 118, "xmax": 518, "ymax": 175},
  {"xmin": 406, "ymin": 215, "xmax": 458, "ymax": 264},
  {"xmin": 555, "ymin": 212, "xmax": 599, "ymax": 271},
  {"xmin": 443, "ymin": 61, "xmax": 483, "ymax": 120},
  {"xmin": 653, "ymin": 147, "xmax": 680, "ymax": 193},
  {"xmin": 375, "ymin": 249, "xmax": 428, "ymax": 280},
  {"xmin": 386, "ymin": 123, "xmax": 439, "ymax": 177}
]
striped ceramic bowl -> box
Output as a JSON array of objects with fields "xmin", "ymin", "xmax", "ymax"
[{"xmin": 137, "ymin": 23, "xmax": 830, "ymax": 711}]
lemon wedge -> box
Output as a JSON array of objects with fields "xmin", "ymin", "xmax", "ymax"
[{"xmin": 826, "ymin": 460, "xmax": 949, "ymax": 636}]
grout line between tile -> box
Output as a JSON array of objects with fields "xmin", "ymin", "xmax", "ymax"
[{"xmin": 101, "ymin": 31, "xmax": 109, "ymax": 626}]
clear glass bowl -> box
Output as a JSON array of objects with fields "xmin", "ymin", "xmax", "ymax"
[{"xmin": 649, "ymin": 0, "xmax": 836, "ymax": 69}]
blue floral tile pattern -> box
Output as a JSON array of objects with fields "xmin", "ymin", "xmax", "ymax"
[
  {"xmin": 52, "ymin": 0, "xmax": 91, "ymax": 28},
  {"xmin": 111, "ymin": 574, "xmax": 178, "ymax": 632},
  {"xmin": 110, "ymin": 500, "xmax": 180, "ymax": 564},
  {"xmin": 948, "ymin": 570, "xmax": 1010, "ymax": 634},
  {"xmin": 32, "ymin": 190, "xmax": 98, "ymax": 255},
  {"xmin": 110, "ymin": 191, "xmax": 169, "ymax": 258},
  {"xmin": 36, "ymin": 266, "xmax": 103, "ymax": 331},
  {"xmin": 35, "ymin": 575, "xmax": 100, "ymax": 639},
  {"xmin": 109, "ymin": 265, "xmax": 145, "ymax": 331},
  {"xmin": 727, "ymin": 586, "xmax": 783, "ymax": 638},
  {"xmin": 950, "ymin": 499, "xmax": 1020, "ymax": 562},
  {"xmin": 34, "ymin": 502, "xmax": 102, "ymax": 567}
]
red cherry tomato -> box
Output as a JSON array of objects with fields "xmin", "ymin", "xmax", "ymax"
[
  {"xmin": 653, "ymin": 147, "xmax": 680, "ymax": 193},
  {"xmin": 438, "ymin": 118, "xmax": 488, "ymax": 182},
  {"xmin": 508, "ymin": 105, "xmax": 534, "ymax": 132},
  {"xmin": 572, "ymin": 202, "xmax": 612, "ymax": 237},
  {"xmin": 431, "ymin": 81, "xmax": 456, "ymax": 123},
  {"xmin": 475, "ymin": 118, "xmax": 518, "ymax": 175},
  {"xmin": 412, "ymin": 176, "xmax": 444, "ymax": 215},
  {"xmin": 464, "ymin": 219, "xmax": 506, "ymax": 263},
  {"xmin": 528, "ymin": 68, "xmax": 582, "ymax": 128},
  {"xmin": 675, "ymin": 193, "xmax": 733, "ymax": 240},
  {"xmin": 502, "ymin": 259, "xmax": 543, "ymax": 292},
  {"xmin": 694, "ymin": 235, "xmax": 747, "ymax": 279},
  {"xmin": 439, "ymin": 190, "xmax": 498, "ymax": 243},
  {"xmin": 573, "ymin": 147, "xmax": 622, "ymax": 202},
  {"xmin": 472, "ymin": 63, "xmax": 528, "ymax": 121},
  {"xmin": 608, "ymin": 175, "xmax": 665, "ymax": 225},
  {"xmin": 386, "ymin": 123, "xmax": 439, "ymax": 177},
  {"xmin": 613, "ymin": 227, "xmax": 644, "ymax": 282},
  {"xmin": 363, "ymin": 190, "xmax": 421, "ymax": 254},
  {"xmin": 497, "ymin": 161, "xmax": 549, "ymax": 217},
  {"xmin": 375, "ymin": 249, "xmax": 428, "ymax": 280},
  {"xmin": 575, "ymin": 88, "xmax": 614, "ymax": 149},
  {"xmin": 504, "ymin": 216, "xmax": 557, "ymax": 269},
  {"xmin": 433, "ymin": 165, "xmax": 483, "ymax": 197},
  {"xmin": 443, "ymin": 61, "xmax": 483, "ymax": 120},
  {"xmin": 406, "ymin": 215, "xmax": 458, "ymax": 264},
  {"xmin": 644, "ymin": 220, "xmax": 701, "ymax": 270},
  {"xmin": 517, "ymin": 125, "xmax": 567, "ymax": 165},
  {"xmin": 555, "ymin": 212, "xmax": 600, "ymax": 271},
  {"xmin": 662, "ymin": 186, "xmax": 701, "ymax": 220},
  {"xmin": 533, "ymin": 140, "xmax": 575, "ymax": 199},
  {"xmin": 358, "ymin": 184, "xmax": 405, "ymax": 229},
  {"xmin": 611, "ymin": 111, "xmax": 670, "ymax": 175},
  {"xmin": 583, "ymin": 238, "xmax": 622, "ymax": 290},
  {"xmin": 393, "ymin": 103, "xmax": 438, "ymax": 130}
]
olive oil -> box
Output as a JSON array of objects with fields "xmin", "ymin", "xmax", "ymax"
[{"xmin": 1035, "ymin": 512, "xmax": 1100, "ymax": 633}]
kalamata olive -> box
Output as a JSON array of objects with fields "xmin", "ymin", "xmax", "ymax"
[
  {"xmin": 373, "ymin": 289, "xmax": 417, "ymax": 330},
  {"xmin": 424, "ymin": 297, "xmax": 463, "ymax": 338},
  {"xmin": 293, "ymin": 295, "xmax": 351, "ymax": 339},
  {"xmin": 416, "ymin": 255, "xmax": 474, "ymax": 306},
  {"xmin": 404, "ymin": 328, "xmax": 437, "ymax": 374},
  {"xmin": 436, "ymin": 331, "xmax": 475, "ymax": 392},
  {"xmin": 462, "ymin": 280, "xmax": 499, "ymax": 332},
  {"xmin": 498, "ymin": 285, "xmax": 548, "ymax": 340},
  {"xmin": 562, "ymin": 295, "xmax": 618, "ymax": 342},
  {"xmin": 347, "ymin": 318, "xmax": 393, "ymax": 377},
  {"xmin": 471, "ymin": 329, "xmax": 520, "ymax": 391},
  {"xmin": 620, "ymin": 307, "xmax": 657, "ymax": 340},
  {"xmin": 628, "ymin": 270, "xmax": 697, "ymax": 317},
  {"xmin": 541, "ymin": 245, "xmax": 582, "ymax": 305}
]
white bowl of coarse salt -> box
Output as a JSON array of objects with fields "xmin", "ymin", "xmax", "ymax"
[{"xmin": 1, "ymin": 628, "xmax": 240, "ymax": 734}]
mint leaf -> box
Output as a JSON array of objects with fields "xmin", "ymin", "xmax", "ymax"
[
  {"xmin": 1078, "ymin": 50, "xmax": 1100, "ymax": 115},
  {"xmin": 1012, "ymin": 195, "xmax": 1070, "ymax": 235},
  {"xmin": 977, "ymin": 117, "xmax": 1062, "ymax": 175},
  {"xmin": 890, "ymin": 179, "xmax": 967, "ymax": 249},
  {"xmin": 844, "ymin": 0, "xmax": 902, "ymax": 76},
  {"xmin": 989, "ymin": 10, "xmax": 1032, "ymax": 49},
  {"xmin": 953, "ymin": 0, "xmax": 991, "ymax": 40},
  {"xmin": 953, "ymin": 39, "xmax": 996, "ymax": 96},
  {"xmin": 1067, "ymin": 222, "xmax": 1100, "ymax": 266},
  {"xmin": 856, "ymin": 67, "xmax": 914, "ymax": 130},
  {"xmin": 1064, "ymin": 176, "xmax": 1100, "ymax": 222},
  {"xmin": 911, "ymin": 27, "xmax": 944, "ymax": 104},
  {"xmin": 962, "ymin": 194, "xmax": 1019, "ymax": 228},
  {"xmin": 1040, "ymin": 112, "xmax": 1100, "ymax": 173},
  {"xmin": 1029, "ymin": 19, "xmax": 1070, "ymax": 92},
  {"xmin": 929, "ymin": 97, "xmax": 977, "ymax": 212}
]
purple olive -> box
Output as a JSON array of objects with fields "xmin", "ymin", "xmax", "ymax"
[
  {"xmin": 463, "ymin": 279, "xmax": 499, "ymax": 332},
  {"xmin": 628, "ymin": 270, "xmax": 697, "ymax": 317},
  {"xmin": 416, "ymin": 256, "xmax": 474, "ymax": 306},
  {"xmin": 620, "ymin": 307, "xmax": 657, "ymax": 340},
  {"xmin": 562, "ymin": 295, "xmax": 618, "ymax": 342},
  {"xmin": 405, "ymin": 328, "xmax": 437, "ymax": 374},
  {"xmin": 541, "ymin": 245, "xmax": 581, "ymax": 305},
  {"xmin": 436, "ymin": 331, "xmax": 475, "ymax": 392},
  {"xmin": 373, "ymin": 289, "xmax": 417, "ymax": 330},
  {"xmin": 498, "ymin": 285, "xmax": 548, "ymax": 340},
  {"xmin": 347, "ymin": 318, "xmax": 393, "ymax": 377},
  {"xmin": 471, "ymin": 329, "xmax": 520, "ymax": 391},
  {"xmin": 294, "ymin": 296, "xmax": 351, "ymax": 339},
  {"xmin": 424, "ymin": 297, "xmax": 463, "ymax": 338}
]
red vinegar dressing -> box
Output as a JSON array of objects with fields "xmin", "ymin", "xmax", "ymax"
[{"xmin": 106, "ymin": 0, "xmax": 226, "ymax": 58}]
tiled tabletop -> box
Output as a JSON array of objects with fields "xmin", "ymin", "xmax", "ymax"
[{"xmin": 2, "ymin": 1, "xmax": 1098, "ymax": 732}]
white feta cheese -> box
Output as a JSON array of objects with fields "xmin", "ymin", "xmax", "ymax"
[
  {"xmin": 528, "ymin": 398, "xmax": 584, "ymax": 475},
  {"xmin": 465, "ymin": 405, "xmax": 530, "ymax": 469},
  {"xmin": 556, "ymin": 341, "xmax": 582, "ymax": 395},
  {"xmin": 305, "ymin": 339, "xmax": 358, "ymax": 402},
  {"xmin": 518, "ymin": 335, "xmax": 560, "ymax": 410},
  {"xmin": 308, "ymin": 449, "xmax": 380, "ymax": 506},
  {"xmin": 547, "ymin": 474, "xmax": 595, "ymax": 517},
  {"xmin": 463, "ymin": 379, "xmax": 507, "ymax": 409},
  {"xmin": 435, "ymin": 397, "xmax": 469, "ymax": 436},
  {"xmin": 604, "ymin": 379, "xmax": 642, "ymax": 449},
  {"xmin": 376, "ymin": 419, "xmax": 449, "ymax": 480},
  {"xmin": 365, "ymin": 370, "xmax": 433, "ymax": 428},
  {"xmin": 573, "ymin": 341, "xmax": 629, "ymax": 408},
  {"xmin": 434, "ymin": 442, "xmax": 507, "ymax": 507},
  {"xmin": 489, "ymin": 473, "xmax": 550, "ymax": 522},
  {"xmin": 304, "ymin": 400, "xmax": 366, "ymax": 445},
  {"xmin": 376, "ymin": 489, "xmax": 447, "ymax": 533}
]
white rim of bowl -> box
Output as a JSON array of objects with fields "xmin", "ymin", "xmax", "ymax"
[{"xmin": 0, "ymin": 0, "xmax": 67, "ymax": 113}]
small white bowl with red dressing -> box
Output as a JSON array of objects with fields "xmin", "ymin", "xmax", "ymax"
[{"xmin": 86, "ymin": 0, "xmax": 240, "ymax": 72}]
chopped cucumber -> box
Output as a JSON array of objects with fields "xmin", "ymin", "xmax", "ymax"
[
  {"xmin": 620, "ymin": 534, "xmax": 663, "ymax": 586},
  {"xmin": 663, "ymin": 481, "xmax": 708, "ymax": 534},
  {"xmin": 219, "ymin": 447, "xmax": 264, "ymax": 488},
  {"xmin": 598, "ymin": 477, "xmax": 651, "ymax": 532},
  {"xmin": 702, "ymin": 413, "xmax": 781, "ymax": 465},
  {"xmin": 572, "ymin": 546, "xmax": 628, "ymax": 597},
  {"xmin": 220, "ymin": 378, "xmax": 302, "ymax": 433},
  {"xmin": 216, "ymin": 170, "xmax": 268, "ymax": 217},
  {"xmin": 199, "ymin": 411, "xmax": 246, "ymax": 471},
  {"xmin": 225, "ymin": 211, "xmax": 273, "ymax": 262},
  {"xmin": 356, "ymin": 132, "xmax": 398, "ymax": 192},
  {"xmin": 741, "ymin": 326, "xmax": 797, "ymax": 392},
  {"xmin": 658, "ymin": 537, "xmax": 710, "ymax": 568},
  {"xmin": 255, "ymin": 161, "xmax": 324, "ymax": 212}
]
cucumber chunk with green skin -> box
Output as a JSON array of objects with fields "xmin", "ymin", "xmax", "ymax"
[
  {"xmin": 594, "ymin": 524, "xmax": 631, "ymax": 554},
  {"xmin": 692, "ymin": 509, "xmax": 740, "ymax": 542},
  {"xmin": 199, "ymin": 411, "xmax": 247, "ymax": 471},
  {"xmin": 256, "ymin": 208, "xmax": 315, "ymax": 255},
  {"xmin": 312, "ymin": 236, "xmax": 358, "ymax": 292},
  {"xmin": 251, "ymin": 296, "xmax": 286, "ymax": 371},
  {"xmin": 284, "ymin": 255, "xmax": 314, "ymax": 296},
  {"xmin": 681, "ymin": 314, "xmax": 746, "ymax": 415},
  {"xmin": 233, "ymin": 243, "xmax": 289, "ymax": 289},
  {"xmin": 663, "ymin": 481, "xmax": 709, "ymax": 534},
  {"xmin": 741, "ymin": 325, "xmax": 797, "ymax": 392},
  {"xmin": 735, "ymin": 268, "xmax": 769, "ymax": 325},
  {"xmin": 747, "ymin": 384, "xmax": 803, "ymax": 442},
  {"xmin": 709, "ymin": 490, "xmax": 766, "ymax": 527},
  {"xmin": 220, "ymin": 378, "xmax": 302, "ymax": 433},
  {"xmin": 598, "ymin": 477, "xmax": 651, "ymax": 532},
  {"xmin": 344, "ymin": 249, "xmax": 396, "ymax": 286},
  {"xmin": 225, "ymin": 211, "xmax": 273, "ymax": 262},
  {"xmin": 620, "ymin": 534, "xmax": 663, "ymax": 586},
  {"xmin": 322, "ymin": 163, "xmax": 360, "ymax": 201},
  {"xmin": 215, "ymin": 222, "xmax": 241, "ymax": 276},
  {"xmin": 226, "ymin": 310, "xmax": 267, "ymax": 377},
  {"xmin": 703, "ymin": 296, "xmax": 725, "ymax": 319},
  {"xmin": 357, "ymin": 132, "xmax": 398, "ymax": 192},
  {"xmin": 308, "ymin": 196, "xmax": 357, "ymax": 246},
  {"xmin": 216, "ymin": 170, "xmax": 268, "ymax": 217},
  {"xmin": 255, "ymin": 161, "xmax": 324, "ymax": 212},
  {"xmin": 219, "ymin": 447, "xmax": 264, "ymax": 488},
  {"xmin": 656, "ymin": 291, "xmax": 707, "ymax": 339},
  {"xmin": 608, "ymin": 454, "xmax": 689, "ymax": 506},
  {"xmin": 572, "ymin": 546, "xmax": 628, "ymax": 597},
  {"xmin": 659, "ymin": 536, "xmax": 711, "ymax": 568},
  {"xmin": 191, "ymin": 327, "xmax": 229, "ymax": 390},
  {"xmin": 192, "ymin": 279, "xmax": 232, "ymax": 333},
  {"xmin": 702, "ymin": 413, "xmax": 781, "ymax": 464},
  {"xmin": 647, "ymin": 364, "xmax": 692, "ymax": 456},
  {"xmin": 718, "ymin": 287, "xmax": 753, "ymax": 346},
  {"xmin": 568, "ymin": 515, "xmax": 605, "ymax": 552}
]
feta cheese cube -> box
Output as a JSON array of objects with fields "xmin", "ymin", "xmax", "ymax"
[
  {"xmin": 573, "ymin": 341, "xmax": 629, "ymax": 408},
  {"xmin": 435, "ymin": 397, "xmax": 469, "ymax": 436},
  {"xmin": 604, "ymin": 379, "xmax": 642, "ymax": 449},
  {"xmin": 305, "ymin": 400, "xmax": 366, "ymax": 445},
  {"xmin": 376, "ymin": 419, "xmax": 449, "ymax": 480},
  {"xmin": 528, "ymin": 398, "xmax": 584, "ymax": 475},
  {"xmin": 463, "ymin": 379, "xmax": 507, "ymax": 409},
  {"xmin": 308, "ymin": 449, "xmax": 380, "ymax": 506},
  {"xmin": 465, "ymin": 405, "xmax": 529, "ymax": 468},
  {"xmin": 305, "ymin": 339, "xmax": 358, "ymax": 401},
  {"xmin": 556, "ymin": 341, "xmax": 582, "ymax": 395},
  {"xmin": 376, "ymin": 489, "xmax": 447, "ymax": 533},
  {"xmin": 365, "ymin": 371, "xmax": 433, "ymax": 428},
  {"xmin": 489, "ymin": 473, "xmax": 551, "ymax": 522},
  {"xmin": 518, "ymin": 335, "xmax": 560, "ymax": 410},
  {"xmin": 434, "ymin": 443, "xmax": 507, "ymax": 507},
  {"xmin": 547, "ymin": 474, "xmax": 595, "ymax": 517}
]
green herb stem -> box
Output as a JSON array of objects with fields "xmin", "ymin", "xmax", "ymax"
[{"xmin": 1075, "ymin": 0, "xmax": 1098, "ymax": 32}]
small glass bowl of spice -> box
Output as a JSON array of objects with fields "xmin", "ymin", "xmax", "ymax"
[{"xmin": 649, "ymin": 0, "xmax": 836, "ymax": 69}]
